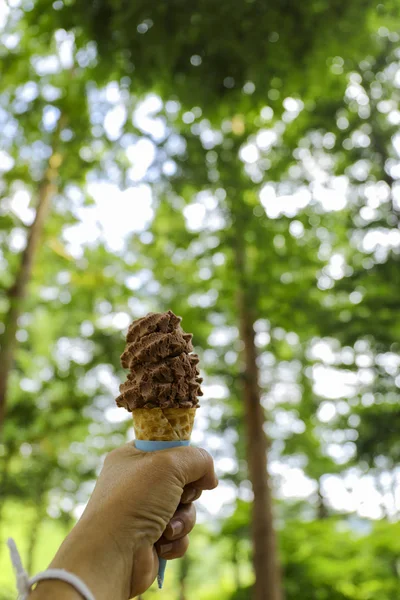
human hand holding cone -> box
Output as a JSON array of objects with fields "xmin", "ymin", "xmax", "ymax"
[{"xmin": 116, "ymin": 311, "xmax": 203, "ymax": 588}]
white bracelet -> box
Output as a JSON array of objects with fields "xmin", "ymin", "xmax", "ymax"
[{"xmin": 7, "ymin": 538, "xmax": 96, "ymax": 600}]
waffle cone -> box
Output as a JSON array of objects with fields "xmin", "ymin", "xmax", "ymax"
[{"xmin": 132, "ymin": 407, "xmax": 196, "ymax": 441}]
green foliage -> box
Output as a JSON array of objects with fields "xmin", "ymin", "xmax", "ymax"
[
  {"xmin": 1, "ymin": 0, "xmax": 400, "ymax": 598},
  {"xmin": 25, "ymin": 0, "xmax": 394, "ymax": 122},
  {"xmin": 229, "ymin": 518, "xmax": 400, "ymax": 600},
  {"xmin": 281, "ymin": 519, "xmax": 400, "ymax": 600}
]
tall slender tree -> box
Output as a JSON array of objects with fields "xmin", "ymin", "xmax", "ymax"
[{"xmin": 0, "ymin": 129, "xmax": 63, "ymax": 429}]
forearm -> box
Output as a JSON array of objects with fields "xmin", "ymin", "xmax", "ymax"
[{"xmin": 29, "ymin": 517, "xmax": 130, "ymax": 600}]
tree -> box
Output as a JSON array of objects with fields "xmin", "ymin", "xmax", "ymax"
[
  {"xmin": 2, "ymin": 2, "xmax": 400, "ymax": 598},
  {"xmin": 0, "ymin": 12, "xmax": 92, "ymax": 430}
]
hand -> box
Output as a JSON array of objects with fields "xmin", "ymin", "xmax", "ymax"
[{"xmin": 30, "ymin": 444, "xmax": 218, "ymax": 600}]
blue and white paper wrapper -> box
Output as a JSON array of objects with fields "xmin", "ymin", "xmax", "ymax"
[{"xmin": 135, "ymin": 439, "xmax": 190, "ymax": 589}]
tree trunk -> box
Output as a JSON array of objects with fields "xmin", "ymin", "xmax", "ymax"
[
  {"xmin": 0, "ymin": 451, "xmax": 12, "ymax": 562},
  {"xmin": 376, "ymin": 471, "xmax": 391, "ymax": 520},
  {"xmin": 179, "ymin": 581, "xmax": 187, "ymax": 600},
  {"xmin": 390, "ymin": 471, "xmax": 398, "ymax": 521},
  {"xmin": 232, "ymin": 539, "xmax": 241, "ymax": 590},
  {"xmin": 0, "ymin": 450, "xmax": 12, "ymax": 510},
  {"xmin": 0, "ymin": 149, "xmax": 62, "ymax": 431},
  {"xmin": 178, "ymin": 553, "xmax": 189, "ymax": 600},
  {"xmin": 235, "ymin": 248, "xmax": 283, "ymax": 600},
  {"xmin": 317, "ymin": 479, "xmax": 328, "ymax": 519}
]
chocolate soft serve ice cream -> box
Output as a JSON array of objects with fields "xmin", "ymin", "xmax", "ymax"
[
  {"xmin": 116, "ymin": 311, "xmax": 203, "ymax": 440},
  {"xmin": 116, "ymin": 311, "xmax": 203, "ymax": 410}
]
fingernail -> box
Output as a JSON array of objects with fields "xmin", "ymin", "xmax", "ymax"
[
  {"xmin": 159, "ymin": 542, "xmax": 173, "ymax": 556},
  {"xmin": 170, "ymin": 518, "xmax": 184, "ymax": 537}
]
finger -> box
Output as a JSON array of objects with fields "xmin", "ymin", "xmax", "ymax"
[
  {"xmin": 129, "ymin": 546, "xmax": 159, "ymax": 597},
  {"xmin": 163, "ymin": 503, "xmax": 196, "ymax": 541},
  {"xmin": 107, "ymin": 445, "xmax": 218, "ymax": 495},
  {"xmin": 156, "ymin": 535, "xmax": 189, "ymax": 559},
  {"xmin": 159, "ymin": 447, "xmax": 218, "ymax": 491},
  {"xmin": 181, "ymin": 486, "xmax": 202, "ymax": 504}
]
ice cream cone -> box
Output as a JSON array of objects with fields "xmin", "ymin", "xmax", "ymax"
[
  {"xmin": 132, "ymin": 407, "xmax": 196, "ymax": 441},
  {"xmin": 116, "ymin": 311, "xmax": 203, "ymax": 588}
]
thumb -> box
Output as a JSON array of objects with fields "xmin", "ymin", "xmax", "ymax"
[{"xmin": 160, "ymin": 446, "xmax": 218, "ymax": 491}]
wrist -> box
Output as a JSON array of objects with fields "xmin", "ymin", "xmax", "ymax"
[{"xmin": 29, "ymin": 580, "xmax": 83, "ymax": 600}]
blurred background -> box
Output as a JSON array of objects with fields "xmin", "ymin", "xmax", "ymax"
[{"xmin": 1, "ymin": 1, "xmax": 400, "ymax": 599}]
